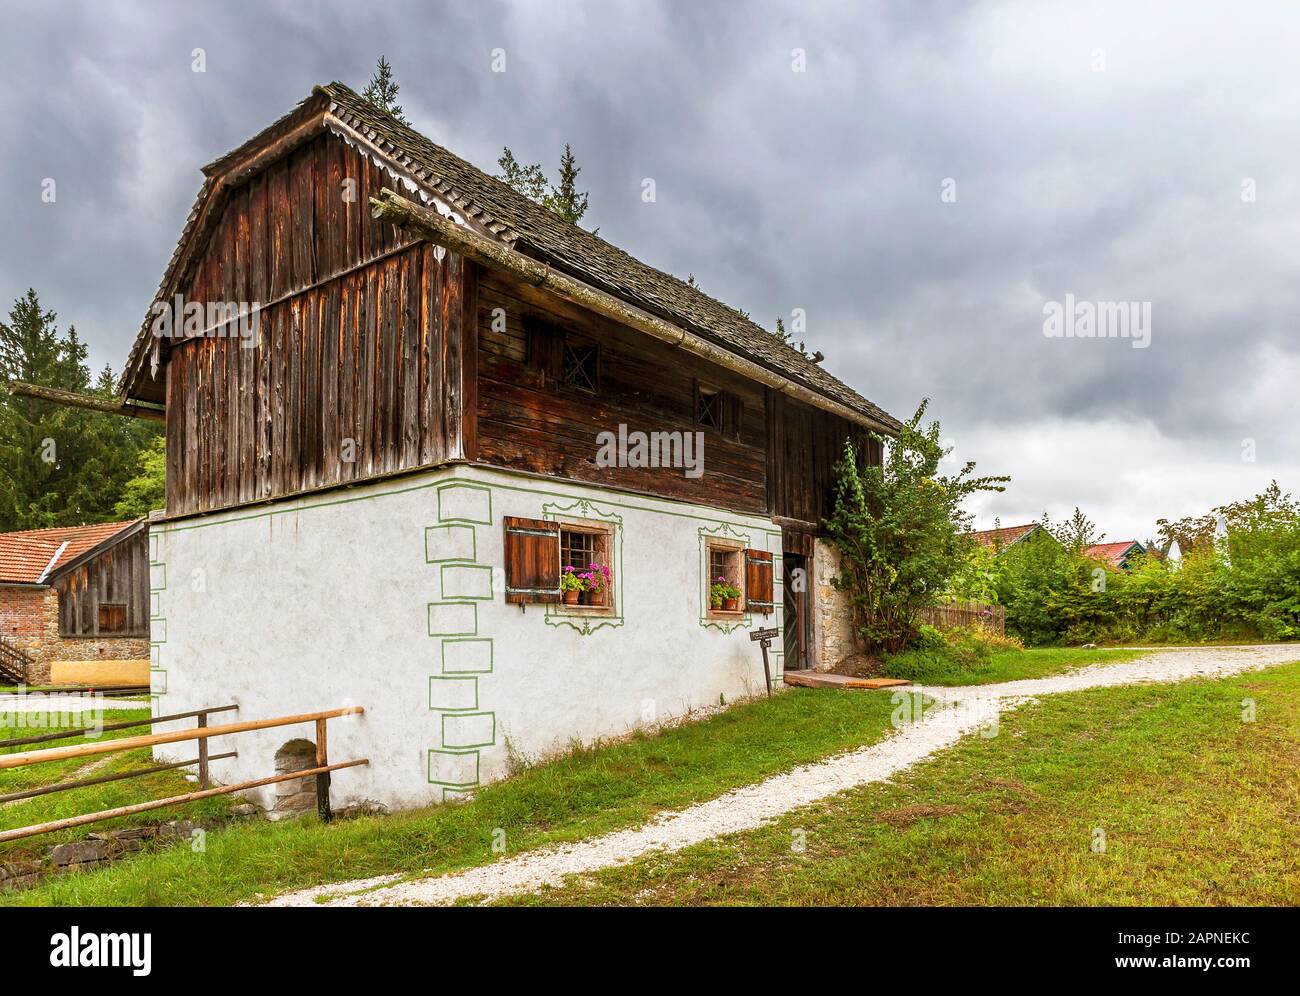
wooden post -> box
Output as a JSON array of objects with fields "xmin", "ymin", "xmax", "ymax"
[
  {"xmin": 196, "ymin": 712, "xmax": 209, "ymax": 789},
  {"xmin": 760, "ymin": 641, "xmax": 773, "ymax": 698},
  {"xmin": 315, "ymin": 717, "xmax": 331, "ymax": 824}
]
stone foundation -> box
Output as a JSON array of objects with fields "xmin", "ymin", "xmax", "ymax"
[{"xmin": 812, "ymin": 539, "xmax": 858, "ymax": 671}]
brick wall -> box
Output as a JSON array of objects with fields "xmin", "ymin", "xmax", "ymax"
[{"xmin": 0, "ymin": 585, "xmax": 148, "ymax": 685}]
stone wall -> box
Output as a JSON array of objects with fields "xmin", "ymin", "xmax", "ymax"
[
  {"xmin": 812, "ymin": 539, "xmax": 857, "ymax": 671},
  {"xmin": 0, "ymin": 585, "xmax": 148, "ymax": 685}
]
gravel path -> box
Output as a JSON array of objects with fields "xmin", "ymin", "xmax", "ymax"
[{"xmin": 261, "ymin": 644, "xmax": 1298, "ymax": 907}]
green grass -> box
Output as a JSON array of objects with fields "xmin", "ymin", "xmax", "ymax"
[
  {"xmin": 0, "ymin": 710, "xmax": 234, "ymax": 862},
  {"xmin": 3, "ymin": 687, "xmax": 902, "ymax": 906},
  {"xmin": 501, "ymin": 661, "xmax": 1300, "ymax": 906},
  {"xmin": 884, "ymin": 646, "xmax": 1145, "ymax": 685}
]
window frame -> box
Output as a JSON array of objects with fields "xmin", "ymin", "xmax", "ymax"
[
  {"xmin": 560, "ymin": 339, "xmax": 600, "ymax": 393},
  {"xmin": 557, "ymin": 519, "xmax": 617, "ymax": 615},
  {"xmin": 705, "ymin": 537, "xmax": 747, "ymax": 618},
  {"xmin": 694, "ymin": 379, "xmax": 741, "ymax": 440}
]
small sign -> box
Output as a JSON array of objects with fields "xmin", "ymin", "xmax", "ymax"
[{"xmin": 749, "ymin": 627, "xmax": 780, "ymax": 643}]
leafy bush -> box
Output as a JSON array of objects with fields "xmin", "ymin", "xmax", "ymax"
[
  {"xmin": 989, "ymin": 483, "xmax": 1300, "ymax": 646},
  {"xmin": 824, "ymin": 400, "xmax": 1007, "ymax": 655}
]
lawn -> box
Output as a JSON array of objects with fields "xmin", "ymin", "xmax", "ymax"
[
  {"xmin": 2, "ymin": 685, "xmax": 902, "ymax": 906},
  {"xmin": 884, "ymin": 645, "xmax": 1144, "ymax": 685},
  {"xmin": 500, "ymin": 661, "xmax": 1300, "ymax": 906}
]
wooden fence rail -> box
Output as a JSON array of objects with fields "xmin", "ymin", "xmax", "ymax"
[
  {"xmin": 0, "ymin": 705, "xmax": 366, "ymax": 844},
  {"xmin": 919, "ymin": 600, "xmax": 1006, "ymax": 636}
]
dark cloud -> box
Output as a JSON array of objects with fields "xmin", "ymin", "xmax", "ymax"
[{"xmin": 2, "ymin": 0, "xmax": 1295, "ymax": 539}]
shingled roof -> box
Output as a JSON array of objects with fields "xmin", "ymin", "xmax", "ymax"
[{"xmin": 121, "ymin": 82, "xmax": 900, "ymax": 433}]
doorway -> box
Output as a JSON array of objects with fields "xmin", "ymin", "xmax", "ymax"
[{"xmin": 783, "ymin": 552, "xmax": 811, "ymax": 670}]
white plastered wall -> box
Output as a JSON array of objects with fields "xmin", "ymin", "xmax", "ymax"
[{"xmin": 149, "ymin": 464, "xmax": 783, "ymax": 811}]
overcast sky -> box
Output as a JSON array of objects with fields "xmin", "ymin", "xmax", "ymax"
[{"xmin": 2, "ymin": 0, "xmax": 1296, "ymax": 542}]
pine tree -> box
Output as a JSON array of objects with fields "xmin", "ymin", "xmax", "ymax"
[
  {"xmin": 362, "ymin": 56, "xmax": 409, "ymax": 124},
  {"xmin": 543, "ymin": 144, "xmax": 589, "ymax": 224},
  {"xmin": 496, "ymin": 148, "xmax": 548, "ymax": 202},
  {"xmin": 497, "ymin": 145, "xmax": 590, "ymax": 226},
  {"xmin": 0, "ymin": 289, "xmax": 160, "ymax": 530}
]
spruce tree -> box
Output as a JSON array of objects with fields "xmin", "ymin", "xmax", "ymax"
[{"xmin": 362, "ymin": 56, "xmax": 409, "ymax": 124}]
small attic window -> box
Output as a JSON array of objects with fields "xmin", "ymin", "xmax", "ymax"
[
  {"xmin": 561, "ymin": 342, "xmax": 599, "ymax": 392},
  {"xmin": 696, "ymin": 386, "xmax": 723, "ymax": 431}
]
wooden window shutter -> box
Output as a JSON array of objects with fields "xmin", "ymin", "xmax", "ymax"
[
  {"xmin": 726, "ymin": 392, "xmax": 743, "ymax": 441},
  {"xmin": 503, "ymin": 516, "xmax": 561, "ymax": 604},
  {"xmin": 744, "ymin": 549, "xmax": 774, "ymax": 614},
  {"xmin": 525, "ymin": 317, "xmax": 564, "ymax": 381}
]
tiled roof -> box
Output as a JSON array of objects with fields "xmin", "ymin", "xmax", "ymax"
[
  {"xmin": 969, "ymin": 523, "xmax": 1041, "ymax": 551},
  {"xmin": 122, "ymin": 83, "xmax": 901, "ymax": 433},
  {"xmin": 0, "ymin": 521, "xmax": 137, "ymax": 585},
  {"xmin": 1085, "ymin": 541, "xmax": 1144, "ymax": 569}
]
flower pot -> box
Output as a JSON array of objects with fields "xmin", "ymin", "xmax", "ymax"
[
  {"xmin": 723, "ymin": 596, "xmax": 739, "ymax": 612},
  {"xmin": 563, "ymin": 589, "xmax": 580, "ymax": 606}
]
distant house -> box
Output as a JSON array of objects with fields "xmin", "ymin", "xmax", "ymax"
[
  {"xmin": 0, "ymin": 520, "xmax": 150, "ymax": 685},
  {"xmin": 1085, "ymin": 541, "xmax": 1146, "ymax": 571},
  {"xmin": 969, "ymin": 523, "xmax": 1050, "ymax": 553}
]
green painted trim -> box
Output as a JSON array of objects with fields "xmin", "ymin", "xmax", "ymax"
[
  {"xmin": 427, "ymin": 601, "xmax": 478, "ymax": 637},
  {"xmin": 427, "ymin": 748, "xmax": 481, "ymax": 788},
  {"xmin": 441, "ymin": 711, "xmax": 496, "ymax": 749},
  {"xmin": 440, "ymin": 638, "xmax": 494, "ymax": 674},
  {"xmin": 439, "ymin": 563, "xmax": 495, "ymax": 601},
  {"xmin": 437, "ymin": 481, "xmax": 493, "ymax": 525},
  {"xmin": 149, "ymin": 563, "xmax": 167, "ymax": 592},
  {"xmin": 428, "ymin": 675, "xmax": 479, "ymax": 712},
  {"xmin": 424, "ymin": 523, "xmax": 477, "ymax": 564},
  {"xmin": 697, "ymin": 522, "xmax": 755, "ymax": 633}
]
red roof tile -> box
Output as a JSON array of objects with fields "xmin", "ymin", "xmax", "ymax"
[
  {"xmin": 1085, "ymin": 541, "xmax": 1144, "ymax": 569},
  {"xmin": 0, "ymin": 521, "xmax": 137, "ymax": 585},
  {"xmin": 969, "ymin": 523, "xmax": 1041, "ymax": 550}
]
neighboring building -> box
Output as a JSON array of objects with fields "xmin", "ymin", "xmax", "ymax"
[
  {"xmin": 969, "ymin": 523, "xmax": 1048, "ymax": 553},
  {"xmin": 1085, "ymin": 541, "xmax": 1146, "ymax": 571},
  {"xmin": 0, "ymin": 520, "xmax": 151, "ymax": 685},
  {"xmin": 113, "ymin": 83, "xmax": 903, "ymax": 810}
]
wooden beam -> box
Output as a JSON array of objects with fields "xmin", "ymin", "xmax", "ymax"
[
  {"xmin": 369, "ymin": 188, "xmax": 899, "ymax": 437},
  {"xmin": 0, "ymin": 758, "xmax": 368, "ymax": 844},
  {"xmin": 0, "ymin": 706, "xmax": 364, "ymax": 771},
  {"xmin": 6, "ymin": 380, "xmax": 166, "ymax": 422}
]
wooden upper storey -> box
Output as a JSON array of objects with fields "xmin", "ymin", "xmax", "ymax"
[{"xmin": 139, "ymin": 88, "xmax": 892, "ymax": 524}]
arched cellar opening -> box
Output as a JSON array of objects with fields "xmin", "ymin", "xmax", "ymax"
[{"xmin": 271, "ymin": 738, "xmax": 318, "ymax": 820}]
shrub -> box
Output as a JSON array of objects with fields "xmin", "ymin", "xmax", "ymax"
[{"xmin": 824, "ymin": 400, "xmax": 1007, "ymax": 655}]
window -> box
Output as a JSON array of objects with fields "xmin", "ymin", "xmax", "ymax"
[
  {"xmin": 705, "ymin": 543, "xmax": 774, "ymax": 617},
  {"xmin": 561, "ymin": 342, "xmax": 599, "ymax": 392},
  {"xmin": 695, "ymin": 380, "xmax": 741, "ymax": 438},
  {"xmin": 526, "ymin": 316, "xmax": 599, "ymax": 393},
  {"xmin": 706, "ymin": 541, "xmax": 745, "ymax": 616},
  {"xmin": 98, "ymin": 603, "xmax": 127, "ymax": 634},
  {"xmin": 560, "ymin": 523, "xmax": 614, "ymax": 609},
  {"xmin": 696, "ymin": 386, "xmax": 723, "ymax": 431}
]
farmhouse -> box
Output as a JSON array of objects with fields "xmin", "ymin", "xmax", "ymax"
[
  {"xmin": 106, "ymin": 83, "xmax": 901, "ymax": 810},
  {"xmin": 0, "ymin": 519, "xmax": 150, "ymax": 686}
]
